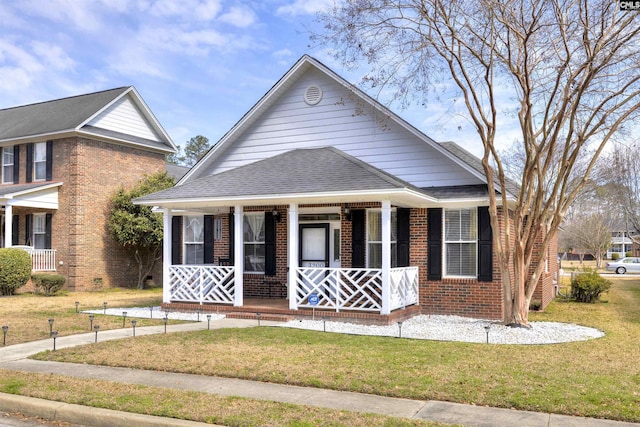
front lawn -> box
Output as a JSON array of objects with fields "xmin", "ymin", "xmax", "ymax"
[{"xmin": 3, "ymin": 279, "xmax": 640, "ymax": 424}]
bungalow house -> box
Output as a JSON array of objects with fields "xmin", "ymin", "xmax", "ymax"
[
  {"xmin": 135, "ymin": 55, "xmax": 558, "ymax": 322},
  {"xmin": 0, "ymin": 87, "xmax": 177, "ymax": 290}
]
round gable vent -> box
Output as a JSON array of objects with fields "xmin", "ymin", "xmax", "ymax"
[{"xmin": 304, "ymin": 85, "xmax": 323, "ymax": 105}]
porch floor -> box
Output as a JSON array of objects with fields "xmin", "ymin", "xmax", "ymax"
[{"xmin": 162, "ymin": 298, "xmax": 421, "ymax": 326}]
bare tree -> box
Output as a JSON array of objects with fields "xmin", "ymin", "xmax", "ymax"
[
  {"xmin": 315, "ymin": 0, "xmax": 640, "ymax": 325},
  {"xmin": 560, "ymin": 213, "xmax": 612, "ymax": 268},
  {"xmin": 596, "ymin": 140, "xmax": 640, "ymax": 237}
]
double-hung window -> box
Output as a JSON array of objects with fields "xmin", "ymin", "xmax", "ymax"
[
  {"xmin": 2, "ymin": 147, "xmax": 13, "ymax": 184},
  {"xmin": 444, "ymin": 208, "xmax": 477, "ymax": 277},
  {"xmin": 243, "ymin": 213, "xmax": 265, "ymax": 273},
  {"xmin": 34, "ymin": 142, "xmax": 47, "ymax": 181},
  {"xmin": 367, "ymin": 209, "xmax": 397, "ymax": 268},
  {"xmin": 33, "ymin": 213, "xmax": 47, "ymax": 249},
  {"xmin": 183, "ymin": 216, "xmax": 204, "ymax": 264}
]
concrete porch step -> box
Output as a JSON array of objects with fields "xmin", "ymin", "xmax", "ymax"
[{"xmin": 225, "ymin": 312, "xmax": 294, "ymax": 323}]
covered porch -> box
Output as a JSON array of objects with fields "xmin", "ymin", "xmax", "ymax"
[
  {"xmin": 0, "ymin": 182, "xmax": 61, "ymax": 272},
  {"xmin": 136, "ymin": 148, "xmax": 439, "ymax": 321},
  {"xmin": 160, "ymin": 202, "xmax": 421, "ymax": 317}
]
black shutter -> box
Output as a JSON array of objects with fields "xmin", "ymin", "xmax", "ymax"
[
  {"xmin": 25, "ymin": 214, "xmax": 32, "ymax": 246},
  {"xmin": 44, "ymin": 213, "xmax": 52, "ymax": 249},
  {"xmin": 228, "ymin": 213, "xmax": 234, "ymax": 264},
  {"xmin": 45, "ymin": 140, "xmax": 53, "ymax": 181},
  {"xmin": 397, "ymin": 208, "xmax": 411, "ymax": 267},
  {"xmin": 11, "ymin": 215, "xmax": 19, "ymax": 246},
  {"xmin": 12, "ymin": 145, "xmax": 19, "ymax": 184},
  {"xmin": 477, "ymin": 206, "xmax": 493, "ymax": 282},
  {"xmin": 203, "ymin": 215, "xmax": 214, "ymax": 264},
  {"xmin": 171, "ymin": 216, "xmax": 182, "ymax": 265},
  {"xmin": 26, "ymin": 143, "xmax": 33, "ymax": 183},
  {"xmin": 264, "ymin": 212, "xmax": 276, "ymax": 276},
  {"xmin": 427, "ymin": 208, "xmax": 442, "ymax": 280},
  {"xmin": 351, "ymin": 210, "xmax": 365, "ymax": 268}
]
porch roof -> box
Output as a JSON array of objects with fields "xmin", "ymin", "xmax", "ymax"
[
  {"xmin": 136, "ymin": 147, "xmax": 444, "ymax": 209},
  {"xmin": 0, "ymin": 182, "xmax": 62, "ymax": 209}
]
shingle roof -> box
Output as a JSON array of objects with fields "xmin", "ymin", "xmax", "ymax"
[
  {"xmin": 0, "ymin": 182, "xmax": 62, "ymax": 198},
  {"xmin": 137, "ymin": 147, "xmax": 427, "ymax": 202},
  {"xmin": 0, "ymin": 87, "xmax": 129, "ymax": 141}
]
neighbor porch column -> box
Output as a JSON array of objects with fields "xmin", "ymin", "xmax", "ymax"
[
  {"xmin": 4, "ymin": 204, "xmax": 11, "ymax": 248},
  {"xmin": 234, "ymin": 205, "xmax": 244, "ymax": 307},
  {"xmin": 381, "ymin": 200, "xmax": 391, "ymax": 315},
  {"xmin": 162, "ymin": 209, "xmax": 172, "ymax": 304},
  {"xmin": 288, "ymin": 203, "xmax": 298, "ymax": 310}
]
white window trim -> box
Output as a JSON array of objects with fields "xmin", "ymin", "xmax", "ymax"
[
  {"xmin": 366, "ymin": 208, "xmax": 397, "ymax": 269},
  {"xmin": 33, "ymin": 142, "xmax": 47, "ymax": 181},
  {"xmin": 243, "ymin": 212, "xmax": 265, "ymax": 274},
  {"xmin": 183, "ymin": 215, "xmax": 204, "ymax": 265},
  {"xmin": 2, "ymin": 146, "xmax": 14, "ymax": 184},
  {"xmin": 443, "ymin": 207, "xmax": 478, "ymax": 278},
  {"xmin": 33, "ymin": 213, "xmax": 47, "ymax": 249}
]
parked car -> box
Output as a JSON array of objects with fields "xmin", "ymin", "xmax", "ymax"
[{"xmin": 605, "ymin": 257, "xmax": 640, "ymax": 274}]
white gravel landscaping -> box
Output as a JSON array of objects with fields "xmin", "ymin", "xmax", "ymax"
[
  {"xmin": 276, "ymin": 315, "xmax": 605, "ymax": 345},
  {"xmin": 86, "ymin": 307, "xmax": 604, "ymax": 345}
]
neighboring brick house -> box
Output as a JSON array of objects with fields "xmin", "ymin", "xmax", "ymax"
[
  {"xmin": 136, "ymin": 55, "xmax": 558, "ymax": 322},
  {"xmin": 0, "ymin": 87, "xmax": 177, "ymax": 290}
]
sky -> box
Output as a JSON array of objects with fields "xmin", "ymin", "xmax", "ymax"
[{"xmin": 0, "ymin": 0, "xmax": 489, "ymax": 157}]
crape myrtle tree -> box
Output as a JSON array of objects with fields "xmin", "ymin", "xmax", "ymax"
[
  {"xmin": 108, "ymin": 171, "xmax": 175, "ymax": 289},
  {"xmin": 315, "ymin": 0, "xmax": 640, "ymax": 326}
]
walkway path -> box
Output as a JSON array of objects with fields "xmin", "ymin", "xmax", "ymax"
[{"xmin": 0, "ymin": 318, "xmax": 638, "ymax": 427}]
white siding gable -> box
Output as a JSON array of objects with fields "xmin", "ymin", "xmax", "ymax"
[
  {"xmin": 202, "ymin": 68, "xmax": 483, "ymax": 188},
  {"xmin": 87, "ymin": 95, "xmax": 160, "ymax": 141}
]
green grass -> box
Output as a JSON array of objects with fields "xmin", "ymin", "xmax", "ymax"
[{"xmin": 4, "ymin": 279, "xmax": 640, "ymax": 424}]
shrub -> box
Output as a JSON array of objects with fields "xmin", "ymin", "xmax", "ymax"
[
  {"xmin": 626, "ymin": 251, "xmax": 633, "ymax": 257},
  {"xmin": 0, "ymin": 248, "xmax": 32, "ymax": 296},
  {"xmin": 611, "ymin": 253, "xmax": 620, "ymax": 261},
  {"xmin": 571, "ymin": 270, "xmax": 611, "ymax": 303},
  {"xmin": 31, "ymin": 274, "xmax": 66, "ymax": 296}
]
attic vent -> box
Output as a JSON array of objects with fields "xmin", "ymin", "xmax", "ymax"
[{"xmin": 304, "ymin": 85, "xmax": 323, "ymax": 105}]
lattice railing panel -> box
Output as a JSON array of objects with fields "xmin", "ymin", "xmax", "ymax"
[
  {"xmin": 390, "ymin": 267, "xmax": 419, "ymax": 310},
  {"xmin": 169, "ymin": 265, "xmax": 235, "ymax": 304},
  {"xmin": 295, "ymin": 267, "xmax": 383, "ymax": 312}
]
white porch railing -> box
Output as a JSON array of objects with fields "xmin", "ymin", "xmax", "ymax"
[
  {"xmin": 390, "ymin": 266, "xmax": 419, "ymax": 311},
  {"xmin": 169, "ymin": 265, "xmax": 235, "ymax": 304},
  {"xmin": 294, "ymin": 266, "xmax": 419, "ymax": 313},
  {"xmin": 14, "ymin": 247, "xmax": 56, "ymax": 271}
]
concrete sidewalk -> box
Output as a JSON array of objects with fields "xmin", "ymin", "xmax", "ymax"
[{"xmin": 0, "ymin": 318, "xmax": 638, "ymax": 427}]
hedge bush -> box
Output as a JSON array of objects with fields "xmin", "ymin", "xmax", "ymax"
[
  {"xmin": 571, "ymin": 270, "xmax": 612, "ymax": 303},
  {"xmin": 31, "ymin": 274, "xmax": 66, "ymax": 296},
  {"xmin": 0, "ymin": 248, "xmax": 32, "ymax": 296}
]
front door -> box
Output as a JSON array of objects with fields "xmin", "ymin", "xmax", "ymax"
[{"xmin": 300, "ymin": 224, "xmax": 329, "ymax": 268}]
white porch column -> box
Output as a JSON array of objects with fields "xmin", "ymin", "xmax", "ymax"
[
  {"xmin": 381, "ymin": 200, "xmax": 391, "ymax": 315},
  {"xmin": 4, "ymin": 204, "xmax": 12, "ymax": 248},
  {"xmin": 162, "ymin": 209, "xmax": 172, "ymax": 304},
  {"xmin": 288, "ymin": 203, "xmax": 298, "ymax": 310},
  {"xmin": 234, "ymin": 205, "xmax": 244, "ymax": 307}
]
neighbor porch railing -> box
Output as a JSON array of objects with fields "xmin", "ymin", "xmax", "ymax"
[
  {"xmin": 169, "ymin": 265, "xmax": 235, "ymax": 304},
  {"xmin": 294, "ymin": 266, "xmax": 419, "ymax": 313},
  {"xmin": 14, "ymin": 246, "xmax": 56, "ymax": 271}
]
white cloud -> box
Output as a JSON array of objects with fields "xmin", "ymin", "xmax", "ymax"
[
  {"xmin": 219, "ymin": 5, "xmax": 257, "ymax": 28},
  {"xmin": 276, "ymin": 0, "xmax": 334, "ymax": 16},
  {"xmin": 31, "ymin": 41, "xmax": 76, "ymax": 71}
]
